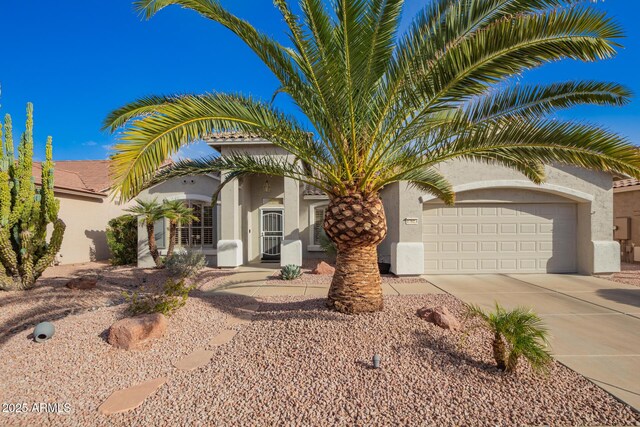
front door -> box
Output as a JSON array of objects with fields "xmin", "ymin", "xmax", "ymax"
[{"xmin": 260, "ymin": 209, "xmax": 284, "ymax": 261}]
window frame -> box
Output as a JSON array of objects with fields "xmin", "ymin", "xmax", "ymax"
[
  {"xmin": 176, "ymin": 200, "xmax": 217, "ymax": 250},
  {"xmin": 308, "ymin": 202, "xmax": 328, "ymax": 252},
  {"xmin": 154, "ymin": 218, "xmax": 166, "ymax": 250}
]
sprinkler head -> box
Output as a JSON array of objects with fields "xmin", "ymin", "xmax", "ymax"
[{"xmin": 373, "ymin": 354, "xmax": 381, "ymax": 369}]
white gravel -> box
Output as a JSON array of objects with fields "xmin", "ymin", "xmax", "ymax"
[{"xmin": 1, "ymin": 290, "xmax": 638, "ymax": 426}]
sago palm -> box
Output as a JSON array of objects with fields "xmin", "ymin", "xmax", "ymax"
[
  {"xmin": 105, "ymin": 0, "xmax": 640, "ymax": 313},
  {"xmin": 126, "ymin": 198, "xmax": 164, "ymax": 267},
  {"xmin": 162, "ymin": 199, "xmax": 198, "ymax": 257},
  {"xmin": 466, "ymin": 303, "xmax": 552, "ymax": 373}
]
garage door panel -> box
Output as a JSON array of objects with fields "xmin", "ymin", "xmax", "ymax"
[{"xmin": 423, "ymin": 203, "xmax": 577, "ymax": 274}]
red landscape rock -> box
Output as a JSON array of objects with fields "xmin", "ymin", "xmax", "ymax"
[
  {"xmin": 416, "ymin": 306, "xmax": 460, "ymax": 331},
  {"xmin": 65, "ymin": 277, "xmax": 97, "ymax": 290},
  {"xmin": 107, "ymin": 313, "xmax": 168, "ymax": 350},
  {"xmin": 312, "ymin": 261, "xmax": 335, "ymax": 275}
]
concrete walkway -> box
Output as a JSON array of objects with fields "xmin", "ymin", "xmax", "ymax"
[
  {"xmin": 425, "ymin": 273, "xmax": 640, "ymax": 411},
  {"xmin": 207, "ymin": 265, "xmax": 442, "ymax": 297}
]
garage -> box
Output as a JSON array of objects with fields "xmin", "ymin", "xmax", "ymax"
[{"xmin": 423, "ymin": 203, "xmax": 577, "ymax": 274}]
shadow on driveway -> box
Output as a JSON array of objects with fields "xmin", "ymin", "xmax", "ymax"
[{"xmin": 595, "ymin": 288, "xmax": 640, "ymax": 310}]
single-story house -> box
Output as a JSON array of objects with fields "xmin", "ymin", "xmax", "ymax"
[
  {"xmin": 613, "ymin": 178, "xmax": 640, "ymax": 262},
  {"xmin": 137, "ymin": 134, "xmax": 621, "ymax": 275},
  {"xmin": 37, "ymin": 160, "xmax": 130, "ymax": 265}
]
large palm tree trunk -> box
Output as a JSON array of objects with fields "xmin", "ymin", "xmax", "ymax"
[
  {"xmin": 146, "ymin": 223, "xmax": 161, "ymax": 267},
  {"xmin": 324, "ymin": 192, "xmax": 387, "ymax": 314},
  {"xmin": 328, "ymin": 244, "xmax": 383, "ymax": 313}
]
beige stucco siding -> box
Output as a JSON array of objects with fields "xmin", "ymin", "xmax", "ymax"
[
  {"xmin": 54, "ymin": 193, "xmax": 130, "ymax": 265},
  {"xmin": 406, "ymin": 160, "xmax": 616, "ymax": 274},
  {"xmin": 137, "ymin": 175, "xmax": 220, "ymax": 267},
  {"xmin": 613, "ymin": 190, "xmax": 640, "ymax": 246},
  {"xmin": 245, "ymin": 174, "xmax": 285, "ymax": 263}
]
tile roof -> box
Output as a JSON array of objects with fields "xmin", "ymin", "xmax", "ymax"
[
  {"xmin": 614, "ymin": 178, "xmax": 640, "ymax": 189},
  {"xmin": 303, "ymin": 184, "xmax": 327, "ymax": 197},
  {"xmin": 204, "ymin": 131, "xmax": 265, "ymax": 142},
  {"xmin": 55, "ymin": 160, "xmax": 112, "ymax": 192},
  {"xmin": 32, "ymin": 163, "xmax": 106, "ymax": 196}
]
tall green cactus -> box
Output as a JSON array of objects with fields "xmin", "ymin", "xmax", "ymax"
[{"xmin": 0, "ymin": 103, "xmax": 65, "ymax": 290}]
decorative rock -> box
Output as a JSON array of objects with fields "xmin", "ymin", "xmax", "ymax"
[
  {"xmin": 107, "ymin": 313, "xmax": 168, "ymax": 350},
  {"xmin": 312, "ymin": 261, "xmax": 335, "ymax": 275},
  {"xmin": 98, "ymin": 377, "xmax": 167, "ymax": 415},
  {"xmin": 208, "ymin": 329, "xmax": 237, "ymax": 347},
  {"xmin": 416, "ymin": 306, "xmax": 460, "ymax": 331},
  {"xmin": 173, "ymin": 348, "xmax": 214, "ymax": 371},
  {"xmin": 66, "ymin": 277, "xmax": 97, "ymax": 290}
]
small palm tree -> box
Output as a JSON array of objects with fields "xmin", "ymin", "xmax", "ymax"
[
  {"xmin": 162, "ymin": 199, "xmax": 198, "ymax": 257},
  {"xmin": 466, "ymin": 303, "xmax": 552, "ymax": 373},
  {"xmin": 126, "ymin": 198, "xmax": 164, "ymax": 267},
  {"xmin": 106, "ymin": 0, "xmax": 640, "ymax": 313}
]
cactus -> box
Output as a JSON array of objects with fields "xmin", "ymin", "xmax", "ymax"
[
  {"xmin": 0, "ymin": 103, "xmax": 65, "ymax": 290},
  {"xmin": 280, "ymin": 264, "xmax": 302, "ymax": 281}
]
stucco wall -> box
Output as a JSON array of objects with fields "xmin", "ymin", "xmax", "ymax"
[
  {"xmin": 299, "ymin": 197, "xmax": 331, "ymax": 262},
  {"xmin": 137, "ymin": 175, "xmax": 219, "ymax": 267},
  {"xmin": 613, "ymin": 189, "xmax": 640, "ymax": 246},
  {"xmin": 245, "ymin": 174, "xmax": 285, "ymax": 263},
  {"xmin": 407, "ymin": 160, "xmax": 616, "ymax": 274},
  {"xmin": 54, "ymin": 193, "xmax": 130, "ymax": 265},
  {"xmin": 378, "ymin": 184, "xmax": 399, "ymax": 264}
]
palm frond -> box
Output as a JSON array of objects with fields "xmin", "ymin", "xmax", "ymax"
[
  {"xmin": 108, "ymin": 93, "xmax": 334, "ymax": 201},
  {"xmin": 108, "ymin": 0, "xmax": 638, "ymax": 206},
  {"xmin": 103, "ymin": 95, "xmax": 176, "ymax": 132},
  {"xmin": 143, "ymin": 153, "xmax": 332, "ymax": 203},
  {"xmin": 464, "ymin": 81, "xmax": 631, "ymax": 123}
]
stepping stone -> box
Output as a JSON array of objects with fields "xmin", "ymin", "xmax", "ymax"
[
  {"xmin": 226, "ymin": 314, "xmax": 252, "ymax": 326},
  {"xmin": 238, "ymin": 303, "xmax": 260, "ymax": 313},
  {"xmin": 173, "ymin": 348, "xmax": 214, "ymax": 371},
  {"xmin": 98, "ymin": 377, "xmax": 167, "ymax": 415},
  {"xmin": 208, "ymin": 329, "xmax": 237, "ymax": 347}
]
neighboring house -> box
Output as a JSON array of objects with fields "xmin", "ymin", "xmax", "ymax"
[
  {"xmin": 137, "ymin": 134, "xmax": 620, "ymax": 275},
  {"xmin": 36, "ymin": 160, "xmax": 129, "ymax": 265},
  {"xmin": 613, "ymin": 178, "xmax": 640, "ymax": 262}
]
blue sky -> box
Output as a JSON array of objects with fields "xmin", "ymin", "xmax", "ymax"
[{"xmin": 1, "ymin": 0, "xmax": 638, "ymax": 161}]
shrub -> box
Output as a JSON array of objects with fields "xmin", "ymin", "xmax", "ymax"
[
  {"xmin": 164, "ymin": 248, "xmax": 206, "ymax": 278},
  {"xmin": 465, "ymin": 302, "xmax": 552, "ymax": 373},
  {"xmin": 280, "ymin": 264, "xmax": 302, "ymax": 280},
  {"xmin": 106, "ymin": 214, "xmax": 138, "ymax": 265},
  {"xmin": 123, "ymin": 278, "xmax": 194, "ymax": 316}
]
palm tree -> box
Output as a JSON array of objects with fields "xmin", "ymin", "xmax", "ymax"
[
  {"xmin": 126, "ymin": 198, "xmax": 164, "ymax": 267},
  {"xmin": 105, "ymin": 0, "xmax": 640, "ymax": 313},
  {"xmin": 466, "ymin": 303, "xmax": 552, "ymax": 373},
  {"xmin": 162, "ymin": 199, "xmax": 198, "ymax": 257}
]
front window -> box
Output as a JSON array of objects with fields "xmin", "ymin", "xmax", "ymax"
[
  {"xmin": 177, "ymin": 201, "xmax": 217, "ymax": 249},
  {"xmin": 309, "ymin": 203, "xmax": 328, "ymax": 251},
  {"xmin": 154, "ymin": 218, "xmax": 166, "ymax": 249}
]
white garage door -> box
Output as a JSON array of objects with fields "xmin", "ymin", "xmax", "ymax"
[{"xmin": 423, "ymin": 203, "xmax": 577, "ymax": 274}]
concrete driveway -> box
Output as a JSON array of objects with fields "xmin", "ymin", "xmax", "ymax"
[{"xmin": 425, "ymin": 273, "xmax": 640, "ymax": 411}]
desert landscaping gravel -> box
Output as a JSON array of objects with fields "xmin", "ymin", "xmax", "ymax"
[
  {"xmin": 599, "ymin": 262, "xmax": 640, "ymax": 287},
  {"xmin": 1, "ymin": 287, "xmax": 638, "ymax": 426}
]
